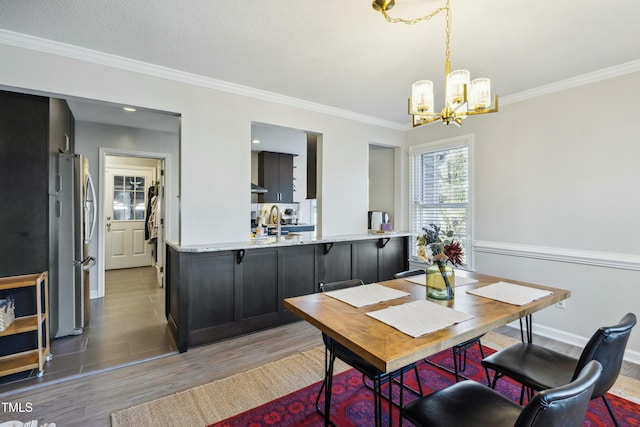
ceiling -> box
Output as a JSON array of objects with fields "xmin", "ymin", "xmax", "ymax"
[{"xmin": 1, "ymin": 0, "xmax": 639, "ymax": 130}]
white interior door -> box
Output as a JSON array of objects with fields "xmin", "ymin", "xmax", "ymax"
[{"xmin": 105, "ymin": 168, "xmax": 154, "ymax": 270}]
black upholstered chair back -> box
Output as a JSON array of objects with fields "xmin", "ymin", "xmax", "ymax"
[
  {"xmin": 515, "ymin": 361, "xmax": 602, "ymax": 427},
  {"xmin": 319, "ymin": 279, "xmax": 365, "ymax": 347},
  {"xmin": 319, "ymin": 279, "xmax": 365, "ymax": 292},
  {"xmin": 394, "ymin": 269, "xmax": 425, "ymax": 279},
  {"xmin": 572, "ymin": 312, "xmax": 636, "ymax": 398}
]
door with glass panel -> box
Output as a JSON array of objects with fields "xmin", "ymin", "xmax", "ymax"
[{"xmin": 105, "ymin": 168, "xmax": 154, "ymax": 270}]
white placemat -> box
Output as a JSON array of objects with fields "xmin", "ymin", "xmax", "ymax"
[
  {"xmin": 404, "ymin": 273, "xmax": 478, "ymax": 287},
  {"xmin": 324, "ymin": 283, "xmax": 410, "ymax": 308},
  {"xmin": 366, "ymin": 300, "xmax": 473, "ymax": 338},
  {"xmin": 466, "ymin": 281, "xmax": 552, "ymax": 306}
]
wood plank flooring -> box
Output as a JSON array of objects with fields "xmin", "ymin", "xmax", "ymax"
[
  {"xmin": 0, "ymin": 266, "xmax": 176, "ymax": 390},
  {"xmin": 0, "ymin": 271, "xmax": 637, "ymax": 426}
]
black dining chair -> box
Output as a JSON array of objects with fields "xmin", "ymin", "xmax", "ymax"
[
  {"xmin": 482, "ymin": 312, "xmax": 636, "ymax": 427},
  {"xmin": 316, "ymin": 279, "xmax": 423, "ymax": 427},
  {"xmin": 394, "ymin": 269, "xmax": 490, "ymax": 385},
  {"xmin": 402, "ymin": 360, "xmax": 602, "ymax": 427}
]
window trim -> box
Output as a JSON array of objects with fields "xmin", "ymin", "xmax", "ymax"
[{"xmin": 408, "ymin": 134, "xmax": 474, "ymax": 271}]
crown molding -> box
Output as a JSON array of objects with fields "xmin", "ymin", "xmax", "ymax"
[
  {"xmin": 474, "ymin": 240, "xmax": 640, "ymax": 271},
  {"xmin": 0, "ymin": 29, "xmax": 406, "ymax": 131},
  {"xmin": 500, "ymin": 59, "xmax": 640, "ymax": 106},
  {"xmin": 2, "ymin": 29, "xmax": 638, "ymax": 133}
]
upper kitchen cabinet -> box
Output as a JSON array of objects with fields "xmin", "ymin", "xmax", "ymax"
[{"xmin": 258, "ymin": 151, "xmax": 294, "ymax": 203}]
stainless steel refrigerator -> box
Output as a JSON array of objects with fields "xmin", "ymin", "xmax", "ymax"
[{"xmin": 52, "ymin": 153, "xmax": 97, "ymax": 337}]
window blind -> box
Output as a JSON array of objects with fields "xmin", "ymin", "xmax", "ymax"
[{"xmin": 409, "ymin": 139, "xmax": 471, "ymax": 267}]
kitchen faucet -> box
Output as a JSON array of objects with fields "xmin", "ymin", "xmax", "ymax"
[{"xmin": 269, "ymin": 205, "xmax": 281, "ymax": 238}]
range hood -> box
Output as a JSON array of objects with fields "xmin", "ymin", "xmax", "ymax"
[{"xmin": 251, "ymin": 183, "xmax": 268, "ymax": 193}]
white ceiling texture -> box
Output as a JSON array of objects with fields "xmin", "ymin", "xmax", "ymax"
[{"xmin": 0, "ymin": 0, "xmax": 639, "ymax": 131}]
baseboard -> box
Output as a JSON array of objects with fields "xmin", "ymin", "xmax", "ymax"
[{"xmin": 503, "ymin": 323, "xmax": 640, "ymax": 366}]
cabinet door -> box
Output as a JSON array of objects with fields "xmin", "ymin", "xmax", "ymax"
[
  {"xmin": 278, "ymin": 153, "xmax": 294, "ymax": 202},
  {"xmin": 379, "ymin": 237, "xmax": 409, "ymax": 281},
  {"xmin": 355, "ymin": 240, "xmax": 379, "ymax": 284},
  {"xmin": 188, "ymin": 252, "xmax": 236, "ymax": 330},
  {"xmin": 239, "ymin": 249, "xmax": 279, "ymax": 319},
  {"xmin": 258, "ymin": 152, "xmax": 294, "ymax": 203},
  {"xmin": 258, "ymin": 151, "xmax": 280, "ymax": 203},
  {"xmin": 321, "ymin": 242, "xmax": 353, "ymax": 284},
  {"xmin": 280, "ymin": 245, "xmax": 316, "ymax": 304}
]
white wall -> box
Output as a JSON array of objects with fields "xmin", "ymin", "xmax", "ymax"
[
  {"xmin": 404, "ymin": 72, "xmax": 640, "ymax": 360},
  {"xmin": 0, "ymin": 42, "xmax": 404, "ymax": 246}
]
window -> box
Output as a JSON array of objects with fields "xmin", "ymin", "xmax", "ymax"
[
  {"xmin": 409, "ymin": 135, "xmax": 473, "ymax": 268},
  {"xmin": 113, "ymin": 175, "xmax": 147, "ymax": 221}
]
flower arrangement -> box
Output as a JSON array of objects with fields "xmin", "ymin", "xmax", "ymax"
[{"xmin": 416, "ymin": 224, "xmax": 464, "ymax": 267}]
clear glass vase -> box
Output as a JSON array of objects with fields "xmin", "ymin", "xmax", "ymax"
[{"xmin": 426, "ymin": 263, "xmax": 455, "ymax": 300}]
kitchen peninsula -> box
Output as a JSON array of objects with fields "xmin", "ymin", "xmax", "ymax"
[{"xmin": 166, "ymin": 232, "xmax": 410, "ymax": 352}]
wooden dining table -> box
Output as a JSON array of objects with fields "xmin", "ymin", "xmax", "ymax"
[{"xmin": 283, "ymin": 270, "xmax": 571, "ymax": 426}]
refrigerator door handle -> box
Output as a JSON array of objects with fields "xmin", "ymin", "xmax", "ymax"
[
  {"xmin": 82, "ymin": 256, "xmax": 96, "ymax": 271},
  {"xmin": 84, "ymin": 172, "xmax": 97, "ymax": 245},
  {"xmin": 75, "ymin": 255, "xmax": 96, "ymax": 270}
]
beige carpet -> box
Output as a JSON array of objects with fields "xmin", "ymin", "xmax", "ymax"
[
  {"xmin": 111, "ymin": 347, "xmax": 349, "ymax": 427},
  {"xmin": 111, "ymin": 332, "xmax": 640, "ymax": 427}
]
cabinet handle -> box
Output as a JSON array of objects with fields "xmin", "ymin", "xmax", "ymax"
[{"xmin": 63, "ymin": 134, "xmax": 70, "ymax": 152}]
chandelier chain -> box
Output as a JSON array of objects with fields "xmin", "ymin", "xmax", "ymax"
[{"xmin": 380, "ymin": 0, "xmax": 452, "ymax": 64}]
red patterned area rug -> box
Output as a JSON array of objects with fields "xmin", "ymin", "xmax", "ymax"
[{"xmin": 210, "ymin": 346, "xmax": 639, "ymax": 427}]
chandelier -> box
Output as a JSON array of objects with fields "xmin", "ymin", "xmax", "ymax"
[{"xmin": 372, "ymin": 0, "xmax": 498, "ymax": 127}]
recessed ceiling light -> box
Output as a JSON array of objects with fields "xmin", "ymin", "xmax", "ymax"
[
  {"xmin": 123, "ymin": 107, "xmax": 136, "ymax": 112},
  {"xmin": 251, "ymin": 139, "xmax": 260, "ymax": 144}
]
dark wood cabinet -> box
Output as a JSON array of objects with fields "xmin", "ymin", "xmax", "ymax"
[
  {"xmin": 166, "ymin": 236, "xmax": 408, "ymax": 351},
  {"xmin": 306, "ymin": 134, "xmax": 317, "ymax": 199},
  {"xmin": 258, "ymin": 151, "xmax": 294, "ymax": 203},
  {"xmin": 320, "ymin": 237, "xmax": 409, "ymax": 285},
  {"xmin": 188, "ymin": 252, "xmax": 236, "ymax": 330},
  {"xmin": 355, "ymin": 240, "xmax": 380, "ymax": 284},
  {"xmin": 280, "ymin": 245, "xmax": 317, "ymax": 301},
  {"xmin": 378, "ymin": 237, "xmax": 409, "ymax": 281},
  {"xmin": 239, "ymin": 249, "xmax": 279, "ymax": 319},
  {"xmin": 320, "ymin": 242, "xmax": 353, "ymax": 284},
  {"xmin": 0, "ymin": 90, "xmax": 73, "ymax": 279},
  {"xmin": 0, "ymin": 91, "xmax": 49, "ymax": 277}
]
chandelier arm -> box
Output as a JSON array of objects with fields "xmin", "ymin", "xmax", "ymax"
[
  {"xmin": 413, "ymin": 115, "xmax": 442, "ymax": 127},
  {"xmin": 464, "ymin": 94, "xmax": 499, "ymax": 116}
]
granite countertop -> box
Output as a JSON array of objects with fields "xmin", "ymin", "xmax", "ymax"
[{"xmin": 167, "ymin": 231, "xmax": 412, "ymax": 253}]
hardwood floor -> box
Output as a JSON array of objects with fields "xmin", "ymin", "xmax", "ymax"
[
  {"xmin": 0, "ymin": 266, "xmax": 176, "ymax": 391},
  {"xmin": 0, "ymin": 317, "xmax": 324, "ymax": 426}
]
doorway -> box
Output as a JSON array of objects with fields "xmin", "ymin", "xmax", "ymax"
[
  {"xmin": 103, "ymin": 158, "xmax": 165, "ymax": 281},
  {"xmin": 98, "ymin": 149, "xmax": 171, "ymax": 297}
]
